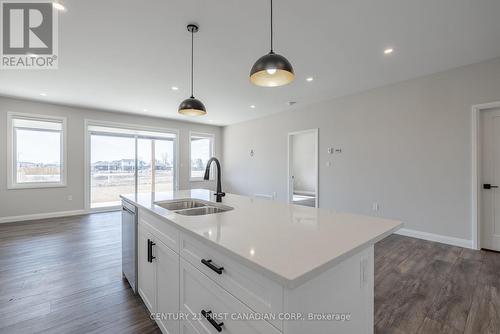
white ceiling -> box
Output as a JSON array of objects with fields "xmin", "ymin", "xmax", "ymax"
[{"xmin": 1, "ymin": 0, "xmax": 500, "ymax": 126}]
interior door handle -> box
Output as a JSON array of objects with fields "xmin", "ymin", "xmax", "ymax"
[{"xmin": 484, "ymin": 184, "xmax": 499, "ymax": 189}]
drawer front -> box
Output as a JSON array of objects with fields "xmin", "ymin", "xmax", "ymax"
[
  {"xmin": 181, "ymin": 320, "xmax": 202, "ymax": 334},
  {"xmin": 139, "ymin": 209, "xmax": 179, "ymax": 253},
  {"xmin": 180, "ymin": 234, "xmax": 283, "ymax": 331},
  {"xmin": 180, "ymin": 259, "xmax": 281, "ymax": 334}
]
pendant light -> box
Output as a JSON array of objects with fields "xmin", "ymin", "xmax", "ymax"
[
  {"xmin": 178, "ymin": 24, "xmax": 206, "ymax": 116},
  {"xmin": 250, "ymin": 0, "xmax": 294, "ymax": 87}
]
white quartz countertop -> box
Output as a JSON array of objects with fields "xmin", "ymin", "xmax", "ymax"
[{"xmin": 121, "ymin": 189, "xmax": 402, "ymax": 287}]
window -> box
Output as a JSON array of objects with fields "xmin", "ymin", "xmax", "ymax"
[
  {"xmin": 190, "ymin": 132, "xmax": 214, "ymax": 179},
  {"xmin": 87, "ymin": 122, "xmax": 177, "ymax": 209},
  {"xmin": 8, "ymin": 113, "xmax": 66, "ymax": 189}
]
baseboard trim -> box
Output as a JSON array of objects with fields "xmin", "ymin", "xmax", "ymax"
[
  {"xmin": 0, "ymin": 209, "xmax": 88, "ymax": 224},
  {"xmin": 395, "ymin": 228, "xmax": 473, "ymax": 249}
]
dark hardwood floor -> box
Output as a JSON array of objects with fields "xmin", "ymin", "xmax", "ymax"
[
  {"xmin": 0, "ymin": 212, "xmax": 160, "ymax": 334},
  {"xmin": 0, "ymin": 212, "xmax": 498, "ymax": 333},
  {"xmin": 375, "ymin": 233, "xmax": 500, "ymax": 334}
]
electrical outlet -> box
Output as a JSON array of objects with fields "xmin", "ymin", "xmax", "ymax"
[
  {"xmin": 372, "ymin": 202, "xmax": 379, "ymax": 211},
  {"xmin": 67, "ymin": 195, "xmax": 73, "ymax": 201}
]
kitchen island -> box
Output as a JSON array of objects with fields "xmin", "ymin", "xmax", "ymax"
[{"xmin": 121, "ymin": 189, "xmax": 402, "ymax": 334}]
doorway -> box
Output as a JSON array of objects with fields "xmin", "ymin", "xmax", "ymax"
[
  {"xmin": 478, "ymin": 106, "xmax": 500, "ymax": 251},
  {"xmin": 473, "ymin": 102, "xmax": 500, "ymax": 250},
  {"xmin": 85, "ymin": 121, "xmax": 177, "ymax": 210},
  {"xmin": 288, "ymin": 129, "xmax": 319, "ymax": 208}
]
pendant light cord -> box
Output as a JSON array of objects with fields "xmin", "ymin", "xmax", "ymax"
[
  {"xmin": 190, "ymin": 29, "xmax": 194, "ymax": 98},
  {"xmin": 270, "ymin": 0, "xmax": 274, "ymax": 53}
]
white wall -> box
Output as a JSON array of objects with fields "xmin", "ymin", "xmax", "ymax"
[
  {"xmin": 223, "ymin": 57, "xmax": 500, "ymax": 241},
  {"xmin": 0, "ymin": 96, "xmax": 222, "ymax": 219},
  {"xmin": 291, "ymin": 131, "xmax": 316, "ymax": 194}
]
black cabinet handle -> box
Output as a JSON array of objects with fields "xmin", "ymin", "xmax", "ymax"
[
  {"xmin": 147, "ymin": 239, "xmax": 151, "ymax": 263},
  {"xmin": 201, "ymin": 310, "xmax": 224, "ymax": 332},
  {"xmin": 150, "ymin": 241, "xmax": 156, "ymax": 261},
  {"xmin": 484, "ymin": 184, "xmax": 499, "ymax": 189},
  {"xmin": 147, "ymin": 239, "xmax": 156, "ymax": 263},
  {"xmin": 201, "ymin": 259, "xmax": 224, "ymax": 275}
]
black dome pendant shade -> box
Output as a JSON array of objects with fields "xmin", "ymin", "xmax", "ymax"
[
  {"xmin": 178, "ymin": 24, "xmax": 206, "ymax": 116},
  {"xmin": 178, "ymin": 97, "xmax": 206, "ymax": 116},
  {"xmin": 250, "ymin": 0, "xmax": 294, "ymax": 87}
]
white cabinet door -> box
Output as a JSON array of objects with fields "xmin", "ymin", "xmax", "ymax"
[
  {"xmin": 156, "ymin": 239, "xmax": 180, "ymax": 334},
  {"xmin": 181, "ymin": 321, "xmax": 202, "ymax": 334},
  {"xmin": 138, "ymin": 225, "xmax": 156, "ymax": 313}
]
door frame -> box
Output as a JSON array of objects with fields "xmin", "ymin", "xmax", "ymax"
[
  {"xmin": 84, "ymin": 119, "xmax": 180, "ymax": 212},
  {"xmin": 472, "ymin": 101, "xmax": 500, "ymax": 250},
  {"xmin": 287, "ymin": 128, "xmax": 319, "ymax": 208}
]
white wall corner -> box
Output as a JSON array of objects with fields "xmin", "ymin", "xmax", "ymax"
[{"xmin": 395, "ymin": 228, "xmax": 473, "ymax": 249}]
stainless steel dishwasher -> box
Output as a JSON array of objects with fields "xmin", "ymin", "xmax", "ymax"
[{"xmin": 121, "ymin": 200, "xmax": 137, "ymax": 293}]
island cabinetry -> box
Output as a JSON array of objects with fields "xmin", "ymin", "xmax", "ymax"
[
  {"xmin": 180, "ymin": 258, "xmax": 282, "ymax": 334},
  {"xmin": 180, "ymin": 233, "xmax": 284, "ymax": 331},
  {"xmin": 138, "ymin": 216, "xmax": 180, "ymax": 334},
  {"xmin": 282, "ymin": 245, "xmax": 374, "ymax": 334},
  {"xmin": 137, "ymin": 206, "xmax": 376, "ymax": 334}
]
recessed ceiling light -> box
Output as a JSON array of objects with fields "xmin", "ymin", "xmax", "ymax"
[
  {"xmin": 39, "ymin": 93, "xmax": 47, "ymax": 96},
  {"xmin": 52, "ymin": 2, "xmax": 66, "ymax": 11},
  {"xmin": 171, "ymin": 86, "xmax": 179, "ymax": 91},
  {"xmin": 306, "ymin": 77, "xmax": 313, "ymax": 82},
  {"xmin": 143, "ymin": 109, "xmax": 148, "ymax": 112},
  {"xmin": 250, "ymin": 105, "xmax": 256, "ymax": 109},
  {"xmin": 384, "ymin": 48, "xmax": 394, "ymax": 55}
]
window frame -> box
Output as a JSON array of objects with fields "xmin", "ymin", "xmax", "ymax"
[
  {"xmin": 84, "ymin": 119, "xmax": 179, "ymax": 211},
  {"xmin": 189, "ymin": 131, "xmax": 215, "ymax": 181},
  {"xmin": 7, "ymin": 112, "xmax": 67, "ymax": 189}
]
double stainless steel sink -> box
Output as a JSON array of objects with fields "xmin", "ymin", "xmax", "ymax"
[{"xmin": 155, "ymin": 199, "xmax": 233, "ymax": 216}]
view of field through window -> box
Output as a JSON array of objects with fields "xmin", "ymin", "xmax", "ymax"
[
  {"xmin": 16, "ymin": 128, "xmax": 62, "ymax": 183},
  {"xmin": 191, "ymin": 135, "xmax": 213, "ymax": 178},
  {"xmin": 90, "ymin": 134, "xmax": 175, "ymax": 208}
]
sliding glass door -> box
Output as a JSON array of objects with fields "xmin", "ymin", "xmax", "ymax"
[
  {"xmin": 88, "ymin": 124, "xmax": 176, "ymax": 209},
  {"xmin": 154, "ymin": 139, "xmax": 175, "ymax": 192},
  {"xmin": 90, "ymin": 135, "xmax": 136, "ymax": 208},
  {"xmin": 137, "ymin": 138, "xmax": 153, "ymax": 194}
]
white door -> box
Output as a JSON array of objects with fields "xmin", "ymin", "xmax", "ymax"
[
  {"xmin": 156, "ymin": 239, "xmax": 180, "ymax": 334},
  {"xmin": 138, "ymin": 225, "xmax": 156, "ymax": 312},
  {"xmin": 481, "ymin": 108, "xmax": 500, "ymax": 251}
]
